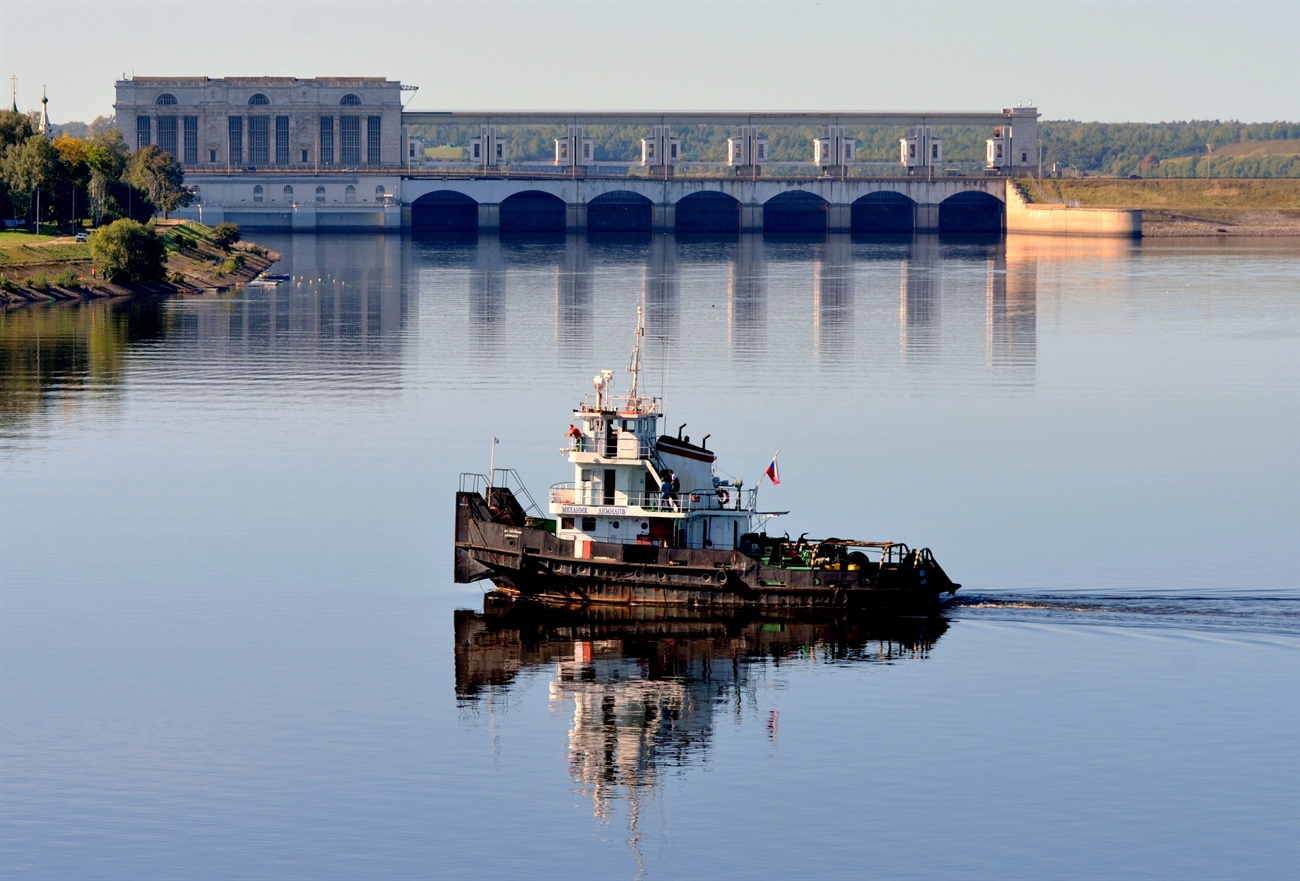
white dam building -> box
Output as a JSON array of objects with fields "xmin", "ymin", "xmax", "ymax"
[
  {"xmin": 111, "ymin": 76, "xmax": 1083, "ymax": 235},
  {"xmin": 115, "ymin": 76, "xmax": 406, "ymax": 230}
]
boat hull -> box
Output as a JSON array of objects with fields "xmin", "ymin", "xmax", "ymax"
[{"xmin": 455, "ymin": 491, "xmax": 954, "ymax": 614}]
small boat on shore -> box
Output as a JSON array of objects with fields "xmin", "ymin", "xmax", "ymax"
[{"xmin": 454, "ymin": 311, "xmax": 960, "ymax": 613}]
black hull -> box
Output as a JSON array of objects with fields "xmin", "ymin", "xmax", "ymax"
[{"xmin": 455, "ymin": 491, "xmax": 956, "ymax": 615}]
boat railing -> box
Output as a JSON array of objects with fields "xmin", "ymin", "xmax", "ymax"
[
  {"xmin": 460, "ymin": 470, "xmax": 543, "ymax": 517},
  {"xmin": 575, "ymin": 392, "xmax": 660, "ymax": 416},
  {"xmin": 564, "ymin": 434, "xmax": 653, "ymax": 459},
  {"xmin": 549, "ymin": 482, "xmax": 755, "ymax": 513}
]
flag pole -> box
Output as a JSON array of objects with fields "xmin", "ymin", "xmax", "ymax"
[{"xmin": 759, "ymin": 449, "xmax": 780, "ymax": 487}]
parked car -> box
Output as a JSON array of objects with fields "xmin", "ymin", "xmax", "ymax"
[{"xmin": 75, "ymin": 232, "xmax": 88, "ymax": 243}]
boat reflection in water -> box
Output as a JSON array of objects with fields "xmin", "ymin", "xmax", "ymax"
[{"xmin": 455, "ymin": 594, "xmax": 948, "ymax": 822}]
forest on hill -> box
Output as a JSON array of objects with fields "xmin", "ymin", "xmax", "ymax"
[
  {"xmin": 44, "ymin": 114, "xmax": 1300, "ymax": 178},
  {"xmin": 406, "ymin": 120, "xmax": 1300, "ymax": 178}
]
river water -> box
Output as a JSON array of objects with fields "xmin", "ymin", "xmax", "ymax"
[{"xmin": 2, "ymin": 233, "xmax": 1297, "ymax": 879}]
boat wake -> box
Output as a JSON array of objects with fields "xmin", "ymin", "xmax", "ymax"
[{"xmin": 950, "ymin": 593, "xmax": 1300, "ymax": 638}]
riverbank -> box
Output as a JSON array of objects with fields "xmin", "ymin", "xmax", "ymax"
[
  {"xmin": 1022, "ymin": 179, "xmax": 1300, "ymax": 236},
  {"xmin": 0, "ymin": 221, "xmax": 281, "ymax": 309}
]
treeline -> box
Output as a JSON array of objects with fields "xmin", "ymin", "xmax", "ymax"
[
  {"xmin": 0, "ymin": 110, "xmax": 192, "ymax": 231},
  {"xmin": 409, "ymin": 120, "xmax": 1300, "ymax": 177},
  {"xmin": 1040, "ymin": 121, "xmax": 1300, "ymax": 177}
]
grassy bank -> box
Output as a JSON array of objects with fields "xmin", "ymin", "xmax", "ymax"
[
  {"xmin": 0, "ymin": 221, "xmax": 280, "ymax": 307},
  {"xmin": 1024, "ymin": 178, "xmax": 1300, "ymax": 210}
]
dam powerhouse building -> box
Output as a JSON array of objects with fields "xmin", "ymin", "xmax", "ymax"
[{"xmin": 112, "ymin": 76, "xmax": 1082, "ymax": 235}]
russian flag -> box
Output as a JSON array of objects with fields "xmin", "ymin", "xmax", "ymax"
[{"xmin": 765, "ymin": 453, "xmax": 780, "ymax": 485}]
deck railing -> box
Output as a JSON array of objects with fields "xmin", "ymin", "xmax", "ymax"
[{"xmin": 550, "ymin": 482, "xmax": 754, "ymax": 513}]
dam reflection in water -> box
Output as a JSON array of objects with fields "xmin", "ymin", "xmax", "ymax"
[
  {"xmin": 447, "ymin": 233, "xmax": 1041, "ymax": 383},
  {"xmin": 1, "ymin": 231, "xmax": 1054, "ymax": 439},
  {"xmin": 455, "ymin": 600, "xmax": 948, "ymax": 821}
]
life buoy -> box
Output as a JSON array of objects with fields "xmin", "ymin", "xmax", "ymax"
[{"xmin": 717, "ymin": 489, "xmax": 730, "ymax": 506}]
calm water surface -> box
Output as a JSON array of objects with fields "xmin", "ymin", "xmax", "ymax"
[{"xmin": 2, "ymin": 233, "xmax": 1297, "ymax": 879}]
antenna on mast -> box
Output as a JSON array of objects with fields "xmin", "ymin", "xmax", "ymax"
[{"xmin": 625, "ymin": 305, "xmax": 645, "ymax": 412}]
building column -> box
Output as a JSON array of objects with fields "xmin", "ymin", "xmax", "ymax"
[
  {"xmin": 566, "ymin": 202, "xmax": 587, "ymax": 232},
  {"xmin": 478, "ymin": 202, "xmax": 500, "ymax": 231},
  {"xmin": 739, "ymin": 203, "xmax": 763, "ymax": 233},
  {"xmin": 914, "ymin": 203, "xmax": 941, "ymax": 232},
  {"xmin": 652, "ymin": 203, "xmax": 675, "ymax": 232},
  {"xmin": 827, "ymin": 204, "xmax": 852, "ymax": 233}
]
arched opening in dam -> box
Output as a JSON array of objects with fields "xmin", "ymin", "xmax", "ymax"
[
  {"xmin": 764, "ymin": 190, "xmax": 828, "ymax": 233},
  {"xmin": 410, "ymin": 190, "xmax": 478, "ymax": 233},
  {"xmin": 499, "ymin": 191, "xmax": 567, "ymax": 233},
  {"xmin": 939, "ymin": 191, "xmax": 1004, "ymax": 233},
  {"xmin": 852, "ymin": 191, "xmax": 916, "ymax": 234},
  {"xmin": 587, "ymin": 191, "xmax": 653, "ymax": 233},
  {"xmin": 675, "ymin": 191, "xmax": 740, "ymax": 233}
]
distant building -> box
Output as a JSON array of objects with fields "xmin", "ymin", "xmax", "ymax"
[
  {"xmin": 113, "ymin": 76, "xmax": 405, "ymax": 169},
  {"xmin": 114, "ymin": 77, "xmax": 407, "ymax": 230}
]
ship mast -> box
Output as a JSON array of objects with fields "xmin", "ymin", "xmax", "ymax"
[{"xmin": 625, "ymin": 305, "xmax": 646, "ymax": 413}]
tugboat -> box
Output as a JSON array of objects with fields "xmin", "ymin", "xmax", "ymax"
[{"xmin": 454, "ymin": 311, "xmax": 960, "ymax": 613}]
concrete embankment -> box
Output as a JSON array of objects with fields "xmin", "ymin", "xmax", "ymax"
[
  {"xmin": 1006, "ymin": 181, "xmax": 1142, "ymax": 237},
  {"xmin": 1023, "ymin": 178, "xmax": 1300, "ymax": 237}
]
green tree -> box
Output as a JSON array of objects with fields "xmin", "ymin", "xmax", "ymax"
[
  {"xmin": 0, "ymin": 110, "xmax": 35, "ymax": 149},
  {"xmin": 89, "ymin": 219, "xmax": 165, "ymax": 283},
  {"xmin": 127, "ymin": 145, "xmax": 192, "ymax": 219},
  {"xmin": 2, "ymin": 136, "xmax": 59, "ymax": 229},
  {"xmin": 209, "ymin": 222, "xmax": 241, "ymax": 250},
  {"xmin": 85, "ymin": 129, "xmax": 129, "ymax": 225}
]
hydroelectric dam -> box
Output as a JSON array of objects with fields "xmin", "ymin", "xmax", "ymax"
[{"xmin": 115, "ymin": 77, "xmax": 1138, "ymax": 236}]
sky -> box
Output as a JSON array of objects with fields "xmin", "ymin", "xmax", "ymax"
[{"xmin": 1, "ymin": 0, "xmax": 1296, "ymax": 125}]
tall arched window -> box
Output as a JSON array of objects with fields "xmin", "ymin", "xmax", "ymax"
[
  {"xmin": 315, "ymin": 185, "xmax": 326, "ymax": 203},
  {"xmin": 375, "ymin": 185, "xmax": 385, "ymax": 200},
  {"xmin": 283, "ymin": 185, "xmax": 294, "ymax": 202},
  {"xmin": 155, "ymin": 93, "xmax": 178, "ymax": 105},
  {"xmin": 344, "ymin": 185, "xmax": 356, "ymax": 203},
  {"xmin": 253, "ymin": 184, "xmax": 264, "ymax": 203},
  {"xmin": 340, "ymin": 94, "xmax": 362, "ymax": 106},
  {"xmin": 248, "ymin": 94, "xmax": 270, "ymax": 106}
]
